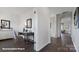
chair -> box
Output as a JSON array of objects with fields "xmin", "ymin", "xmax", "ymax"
[{"xmin": 13, "ymin": 30, "xmax": 25, "ymax": 40}]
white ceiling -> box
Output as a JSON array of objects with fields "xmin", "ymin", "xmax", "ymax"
[
  {"xmin": 49, "ymin": 7, "xmax": 75, "ymax": 16},
  {"xmin": 0, "ymin": 7, "xmax": 75, "ymax": 16},
  {"xmin": 0, "ymin": 7, "xmax": 34, "ymax": 15}
]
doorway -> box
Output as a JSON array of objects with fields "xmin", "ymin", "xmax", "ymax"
[{"xmin": 44, "ymin": 11, "xmax": 76, "ymax": 52}]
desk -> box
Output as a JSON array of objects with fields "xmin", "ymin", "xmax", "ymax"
[{"xmin": 18, "ymin": 32, "xmax": 34, "ymax": 43}]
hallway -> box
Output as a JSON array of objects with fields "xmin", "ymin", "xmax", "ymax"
[{"xmin": 40, "ymin": 33, "xmax": 76, "ymax": 52}]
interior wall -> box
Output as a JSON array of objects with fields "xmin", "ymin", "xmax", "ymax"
[
  {"xmin": 56, "ymin": 14, "xmax": 61, "ymax": 38},
  {"xmin": 50, "ymin": 15, "xmax": 57, "ymax": 38},
  {"xmin": 50, "ymin": 14, "xmax": 61, "ymax": 38},
  {"xmin": 71, "ymin": 8, "xmax": 79, "ymax": 52},
  {"xmin": 17, "ymin": 11, "xmax": 34, "ymax": 32},
  {"xmin": 0, "ymin": 13, "xmax": 20, "ymax": 32},
  {"xmin": 0, "ymin": 8, "xmax": 35, "ymax": 34},
  {"xmin": 35, "ymin": 7, "xmax": 50, "ymax": 51}
]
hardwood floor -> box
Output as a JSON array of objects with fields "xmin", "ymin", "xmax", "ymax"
[
  {"xmin": 0, "ymin": 33, "xmax": 76, "ymax": 52},
  {"xmin": 40, "ymin": 33, "xmax": 76, "ymax": 52},
  {"xmin": 0, "ymin": 38, "xmax": 35, "ymax": 52}
]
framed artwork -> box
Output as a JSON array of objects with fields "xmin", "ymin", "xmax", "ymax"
[
  {"xmin": 74, "ymin": 7, "xmax": 79, "ymax": 28},
  {"xmin": 74, "ymin": 8, "xmax": 77, "ymax": 26},
  {"xmin": 26, "ymin": 18, "xmax": 32, "ymax": 28},
  {"xmin": 1, "ymin": 20, "xmax": 10, "ymax": 29}
]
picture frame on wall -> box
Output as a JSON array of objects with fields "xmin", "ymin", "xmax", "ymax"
[
  {"xmin": 26, "ymin": 18, "xmax": 32, "ymax": 28},
  {"xmin": 1, "ymin": 20, "xmax": 10, "ymax": 29},
  {"xmin": 74, "ymin": 7, "xmax": 79, "ymax": 28},
  {"xmin": 77, "ymin": 7, "xmax": 79, "ymax": 28},
  {"xmin": 74, "ymin": 8, "xmax": 77, "ymax": 26}
]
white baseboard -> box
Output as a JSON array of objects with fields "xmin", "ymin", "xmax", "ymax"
[
  {"xmin": 35, "ymin": 41, "xmax": 50, "ymax": 51},
  {"xmin": 72, "ymin": 38, "xmax": 78, "ymax": 52}
]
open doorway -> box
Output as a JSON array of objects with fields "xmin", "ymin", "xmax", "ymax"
[
  {"xmin": 43, "ymin": 11, "xmax": 76, "ymax": 52},
  {"xmin": 59, "ymin": 12, "xmax": 75, "ymax": 51},
  {"xmin": 60, "ymin": 12, "xmax": 72, "ymax": 36},
  {"xmin": 60, "ymin": 13, "xmax": 72, "ymax": 45}
]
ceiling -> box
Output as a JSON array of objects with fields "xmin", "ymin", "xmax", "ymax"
[
  {"xmin": 0, "ymin": 7, "xmax": 75, "ymax": 16},
  {"xmin": 49, "ymin": 7, "xmax": 75, "ymax": 16},
  {"xmin": 0, "ymin": 7, "xmax": 34, "ymax": 15}
]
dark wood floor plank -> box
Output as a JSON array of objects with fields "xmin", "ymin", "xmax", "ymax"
[{"xmin": 0, "ymin": 33, "xmax": 76, "ymax": 52}]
